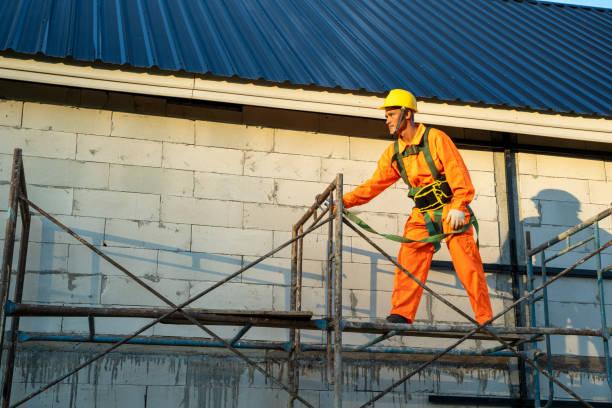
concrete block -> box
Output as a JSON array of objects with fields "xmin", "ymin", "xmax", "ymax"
[
  {"xmin": 22, "ymin": 157, "xmax": 108, "ymax": 189},
  {"xmin": 345, "ymin": 211, "xmax": 400, "ymax": 237},
  {"xmin": 546, "ymin": 277, "xmax": 598, "ymax": 304},
  {"xmin": 244, "ymin": 151, "xmax": 320, "ymax": 181},
  {"xmin": 243, "ymin": 203, "xmax": 304, "ymax": 231},
  {"xmin": 9, "ymin": 382, "xmax": 54, "ymax": 408},
  {"xmin": 26, "ymin": 214, "xmax": 106, "ymax": 245},
  {"xmin": 470, "ymin": 195, "xmax": 498, "ymax": 221},
  {"xmin": 145, "ymin": 386, "xmax": 188, "ymax": 408},
  {"xmin": 321, "ymin": 115, "xmax": 386, "ymax": 139},
  {"xmin": 105, "ymin": 219, "xmax": 191, "ymax": 251},
  {"xmin": 23, "ymin": 272, "xmax": 101, "ymax": 304},
  {"xmin": 518, "ymin": 174, "xmax": 589, "ymax": 202},
  {"xmin": 470, "ymin": 170, "xmax": 496, "ymax": 197},
  {"xmin": 458, "ymin": 149, "xmax": 494, "ymax": 172},
  {"xmin": 188, "ymin": 281, "xmax": 274, "ymax": 310},
  {"xmin": 17, "ymin": 316, "xmax": 62, "ymax": 333},
  {"xmin": 519, "ymin": 197, "xmax": 540, "ymax": 222},
  {"xmin": 77, "ymin": 134, "xmax": 162, "ymax": 167},
  {"xmin": 68, "ymin": 245, "xmax": 158, "ymax": 278},
  {"xmin": 101, "ymin": 275, "xmax": 189, "ymax": 307},
  {"xmin": 196, "ymin": 121, "xmax": 273, "ymax": 151},
  {"xmin": 60, "ymin": 316, "xmax": 155, "ymax": 337},
  {"xmin": 274, "ymin": 179, "xmax": 330, "ymax": 206},
  {"xmin": 478, "ymin": 220, "xmax": 500, "ymax": 247},
  {"xmin": 606, "ymin": 160, "xmax": 612, "ymax": 181},
  {"xmin": 110, "ymin": 164, "xmax": 193, "ymax": 196},
  {"xmin": 194, "ymin": 172, "xmax": 274, "ymax": 203},
  {"xmin": 192, "ymin": 225, "xmax": 272, "ymax": 256},
  {"xmin": 243, "ymin": 105, "xmax": 319, "ymax": 131},
  {"xmin": 242, "ymin": 256, "xmax": 324, "ymax": 287},
  {"xmin": 134, "ymin": 94, "xmax": 166, "ymax": 114},
  {"xmin": 80, "ymin": 88, "xmax": 109, "ymax": 108},
  {"xmin": 349, "ymin": 137, "xmax": 392, "ymax": 162},
  {"xmin": 163, "ymin": 142, "xmax": 243, "ymax": 174},
  {"xmin": 350, "ymin": 235, "xmax": 401, "ymax": 265},
  {"xmin": 342, "ymin": 262, "xmax": 394, "ymax": 291},
  {"xmin": 321, "ymin": 158, "xmax": 378, "ymax": 186},
  {"xmin": 0, "ymin": 126, "xmax": 76, "ymax": 159},
  {"xmin": 157, "ymin": 250, "xmax": 242, "ymax": 282},
  {"xmin": 236, "ymin": 387, "xmax": 289, "ymax": 408},
  {"xmin": 0, "ymin": 99, "xmax": 22, "ymax": 126},
  {"xmin": 479, "ymin": 245, "xmax": 502, "ymax": 264},
  {"xmin": 22, "ymin": 102, "xmax": 111, "ymax": 135},
  {"xmin": 537, "ymin": 155, "xmax": 606, "ymax": 180},
  {"xmin": 274, "ymin": 129, "xmax": 349, "ymax": 159},
  {"xmin": 13, "ymin": 242, "xmax": 68, "ymax": 273},
  {"xmin": 588, "ymin": 180, "xmax": 612, "ymax": 205},
  {"xmin": 56, "ymin": 384, "xmax": 146, "ymax": 408},
  {"xmin": 0, "ymin": 153, "xmax": 10, "ymax": 181},
  {"xmin": 74, "ymin": 189, "xmax": 160, "ymax": 221},
  {"xmin": 161, "ymin": 196, "xmax": 242, "ymax": 227},
  {"xmin": 272, "ymin": 231, "xmax": 334, "ymax": 261},
  {"xmin": 111, "ymin": 112, "xmax": 194, "ymax": 144},
  {"xmin": 299, "ymin": 287, "xmax": 327, "ymax": 316},
  {"xmin": 7, "ymin": 185, "xmax": 73, "ymax": 215},
  {"xmin": 167, "ymin": 100, "xmax": 243, "ymax": 123},
  {"xmin": 541, "ymin": 200, "xmax": 609, "ymax": 228},
  {"xmin": 517, "ymin": 152, "xmax": 537, "ymax": 175},
  {"xmin": 348, "ymin": 186, "xmax": 413, "ymax": 215}
]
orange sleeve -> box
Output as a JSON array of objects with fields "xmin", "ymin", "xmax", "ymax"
[
  {"xmin": 342, "ymin": 143, "xmax": 400, "ymax": 209},
  {"xmin": 431, "ymin": 130, "xmax": 475, "ymax": 211}
]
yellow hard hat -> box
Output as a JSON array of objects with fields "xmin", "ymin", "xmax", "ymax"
[{"xmin": 378, "ymin": 89, "xmax": 418, "ymax": 112}]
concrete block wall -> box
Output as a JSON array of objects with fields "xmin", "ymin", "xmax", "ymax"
[
  {"xmin": 0, "ymin": 99, "xmax": 507, "ymax": 344},
  {"xmin": 1, "ymin": 93, "xmax": 610, "ymax": 403},
  {"xmin": 517, "ymin": 152, "xmax": 612, "ymax": 357}
]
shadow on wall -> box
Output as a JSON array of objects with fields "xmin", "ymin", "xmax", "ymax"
[
  {"xmin": 508, "ymin": 189, "xmax": 612, "ymax": 358},
  {"xmin": 24, "ymin": 217, "xmax": 385, "ymax": 343}
]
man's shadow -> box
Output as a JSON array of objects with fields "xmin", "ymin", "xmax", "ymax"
[{"xmin": 500, "ymin": 189, "xmax": 612, "ymax": 358}]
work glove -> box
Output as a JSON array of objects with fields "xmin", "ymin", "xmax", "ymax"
[{"xmin": 445, "ymin": 209, "xmax": 465, "ymax": 230}]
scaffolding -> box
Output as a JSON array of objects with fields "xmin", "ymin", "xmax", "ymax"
[{"xmin": 1, "ymin": 148, "xmax": 611, "ymax": 407}]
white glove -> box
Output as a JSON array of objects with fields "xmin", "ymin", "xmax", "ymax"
[{"xmin": 445, "ymin": 209, "xmax": 465, "ymax": 230}]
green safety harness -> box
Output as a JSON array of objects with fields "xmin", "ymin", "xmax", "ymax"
[{"xmin": 344, "ymin": 127, "xmax": 478, "ymax": 252}]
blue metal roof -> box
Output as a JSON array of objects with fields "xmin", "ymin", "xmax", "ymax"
[{"xmin": 0, "ymin": 0, "xmax": 610, "ymax": 116}]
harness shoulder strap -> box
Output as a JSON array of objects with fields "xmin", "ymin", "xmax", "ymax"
[
  {"xmin": 421, "ymin": 128, "xmax": 442, "ymax": 180},
  {"xmin": 393, "ymin": 139, "xmax": 411, "ymax": 188}
]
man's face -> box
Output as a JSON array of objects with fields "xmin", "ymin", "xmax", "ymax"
[{"xmin": 384, "ymin": 107, "xmax": 405, "ymax": 135}]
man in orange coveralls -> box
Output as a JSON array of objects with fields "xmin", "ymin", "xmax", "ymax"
[{"xmin": 343, "ymin": 89, "xmax": 493, "ymax": 325}]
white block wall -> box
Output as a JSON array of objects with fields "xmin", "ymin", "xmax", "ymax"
[
  {"xmin": 1, "ymin": 97, "xmax": 610, "ymax": 404},
  {"xmin": 516, "ymin": 152, "xmax": 612, "ymax": 358}
]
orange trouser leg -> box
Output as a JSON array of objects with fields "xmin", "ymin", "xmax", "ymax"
[
  {"xmin": 390, "ymin": 218, "xmax": 434, "ymax": 323},
  {"xmin": 445, "ymin": 225, "xmax": 493, "ymax": 324}
]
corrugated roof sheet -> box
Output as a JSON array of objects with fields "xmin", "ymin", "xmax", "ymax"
[{"xmin": 0, "ymin": 0, "xmax": 610, "ymax": 116}]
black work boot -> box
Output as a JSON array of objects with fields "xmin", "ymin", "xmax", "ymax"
[{"xmin": 385, "ymin": 314, "xmax": 409, "ymax": 324}]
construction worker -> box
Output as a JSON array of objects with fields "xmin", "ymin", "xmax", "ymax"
[{"xmin": 343, "ymin": 89, "xmax": 493, "ymax": 325}]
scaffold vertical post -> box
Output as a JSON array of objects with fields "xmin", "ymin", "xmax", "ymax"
[
  {"xmin": 333, "ymin": 174, "xmax": 343, "ymax": 408},
  {"xmin": 289, "ymin": 225, "xmax": 299, "ymax": 407},
  {"xmin": 525, "ymin": 231, "xmax": 542, "ymax": 406},
  {"xmin": 0, "ymin": 149, "xmax": 22, "ymax": 371},
  {"xmin": 2, "ymin": 154, "xmax": 30, "ymax": 408},
  {"xmin": 326, "ymin": 195, "xmax": 334, "ymax": 384},
  {"xmin": 594, "ymin": 221, "xmax": 612, "ymax": 388}
]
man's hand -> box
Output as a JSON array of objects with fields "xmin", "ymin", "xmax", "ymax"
[{"xmin": 445, "ymin": 209, "xmax": 465, "ymax": 230}]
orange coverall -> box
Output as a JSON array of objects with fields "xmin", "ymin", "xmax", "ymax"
[{"xmin": 343, "ymin": 123, "xmax": 493, "ymax": 324}]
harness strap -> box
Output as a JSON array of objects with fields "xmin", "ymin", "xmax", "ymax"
[
  {"xmin": 422, "ymin": 128, "xmax": 441, "ymax": 179},
  {"xmin": 344, "ymin": 209, "xmax": 478, "ymax": 253},
  {"xmin": 423, "ymin": 210, "xmax": 443, "ymax": 252}
]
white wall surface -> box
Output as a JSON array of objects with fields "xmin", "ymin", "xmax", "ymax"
[{"xmin": 1, "ymin": 97, "xmax": 611, "ymax": 404}]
